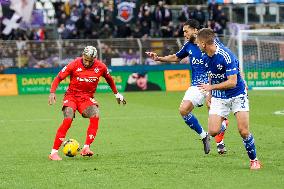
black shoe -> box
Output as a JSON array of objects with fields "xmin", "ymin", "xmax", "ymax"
[
  {"xmin": 217, "ymin": 143, "xmax": 227, "ymax": 154},
  {"xmin": 202, "ymin": 134, "xmax": 210, "ymax": 154}
]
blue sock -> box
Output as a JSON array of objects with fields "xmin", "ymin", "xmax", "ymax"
[
  {"xmin": 217, "ymin": 121, "xmax": 227, "ymax": 134},
  {"xmin": 243, "ymin": 133, "xmax": 257, "ymax": 160},
  {"xmin": 183, "ymin": 113, "xmax": 204, "ymax": 135}
]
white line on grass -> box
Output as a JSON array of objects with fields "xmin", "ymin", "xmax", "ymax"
[{"xmin": 274, "ymin": 110, "xmax": 284, "ymax": 115}]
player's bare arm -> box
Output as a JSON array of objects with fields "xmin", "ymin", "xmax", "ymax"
[
  {"xmin": 103, "ymin": 69, "xmax": 126, "ymax": 105},
  {"xmin": 48, "ymin": 92, "xmax": 56, "ymax": 105},
  {"xmin": 82, "ymin": 105, "xmax": 99, "ymax": 118},
  {"xmin": 198, "ymin": 74, "xmax": 237, "ymax": 91},
  {"xmin": 145, "ymin": 52, "xmax": 180, "ymax": 63}
]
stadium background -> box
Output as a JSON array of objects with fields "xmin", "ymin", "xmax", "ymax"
[{"xmin": 0, "ymin": 1, "xmax": 284, "ymax": 189}]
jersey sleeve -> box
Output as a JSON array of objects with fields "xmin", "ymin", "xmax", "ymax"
[
  {"xmin": 50, "ymin": 60, "xmax": 75, "ymax": 93},
  {"xmin": 102, "ymin": 66, "xmax": 118, "ymax": 94},
  {"xmin": 57, "ymin": 60, "xmax": 76, "ymax": 80},
  {"xmin": 225, "ymin": 56, "xmax": 239, "ymax": 77},
  {"xmin": 175, "ymin": 42, "xmax": 189, "ymax": 59}
]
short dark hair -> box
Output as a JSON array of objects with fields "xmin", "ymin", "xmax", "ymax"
[
  {"xmin": 197, "ymin": 28, "xmax": 216, "ymax": 45},
  {"xmin": 184, "ymin": 19, "xmax": 200, "ymax": 29}
]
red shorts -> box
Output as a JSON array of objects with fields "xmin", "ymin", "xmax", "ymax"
[{"xmin": 62, "ymin": 94, "xmax": 99, "ymax": 114}]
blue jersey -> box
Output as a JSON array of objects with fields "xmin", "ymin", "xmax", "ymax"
[
  {"xmin": 176, "ymin": 41, "xmax": 208, "ymax": 86},
  {"xmin": 203, "ymin": 45, "xmax": 246, "ymax": 99}
]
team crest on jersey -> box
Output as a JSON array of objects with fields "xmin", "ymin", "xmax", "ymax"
[
  {"xmin": 94, "ymin": 67, "xmax": 99, "ymax": 73},
  {"xmin": 217, "ymin": 64, "xmax": 223, "ymax": 70},
  {"xmin": 116, "ymin": 2, "xmax": 135, "ymax": 22}
]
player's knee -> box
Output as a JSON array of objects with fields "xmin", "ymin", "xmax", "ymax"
[
  {"xmin": 63, "ymin": 107, "xmax": 74, "ymax": 118},
  {"xmin": 238, "ymin": 128, "xmax": 250, "ymax": 138},
  {"xmin": 82, "ymin": 105, "xmax": 99, "ymax": 118},
  {"xmin": 208, "ymin": 127, "xmax": 219, "ymax": 137},
  {"xmin": 179, "ymin": 107, "xmax": 190, "ymax": 116}
]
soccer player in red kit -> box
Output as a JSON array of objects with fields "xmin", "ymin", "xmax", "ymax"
[{"xmin": 48, "ymin": 46, "xmax": 126, "ymax": 161}]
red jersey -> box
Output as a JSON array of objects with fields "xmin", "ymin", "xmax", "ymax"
[{"xmin": 50, "ymin": 57, "xmax": 118, "ymax": 95}]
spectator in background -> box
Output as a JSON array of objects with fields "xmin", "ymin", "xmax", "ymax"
[
  {"xmin": 208, "ymin": 0, "xmax": 218, "ymax": 21},
  {"xmin": 82, "ymin": 7, "xmax": 94, "ymax": 38},
  {"xmin": 191, "ymin": 5, "xmax": 205, "ymax": 27},
  {"xmin": 178, "ymin": 5, "xmax": 192, "ymax": 22},
  {"xmin": 216, "ymin": 11, "xmax": 229, "ymax": 34},
  {"xmin": 160, "ymin": 22, "xmax": 174, "ymax": 37},
  {"xmin": 116, "ymin": 24, "xmax": 132, "ymax": 38},
  {"xmin": 208, "ymin": 20, "xmax": 223, "ymax": 35},
  {"xmin": 132, "ymin": 24, "xmax": 143, "ymax": 38},
  {"xmin": 138, "ymin": 3, "xmax": 152, "ymax": 30}
]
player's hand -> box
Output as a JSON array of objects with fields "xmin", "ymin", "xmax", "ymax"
[
  {"xmin": 115, "ymin": 93, "xmax": 126, "ymax": 105},
  {"xmin": 145, "ymin": 51, "xmax": 159, "ymax": 61},
  {"xmin": 198, "ymin": 83, "xmax": 212, "ymax": 93},
  {"xmin": 48, "ymin": 92, "xmax": 56, "ymax": 105}
]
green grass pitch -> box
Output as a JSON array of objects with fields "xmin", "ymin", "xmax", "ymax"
[{"xmin": 0, "ymin": 91, "xmax": 283, "ymax": 188}]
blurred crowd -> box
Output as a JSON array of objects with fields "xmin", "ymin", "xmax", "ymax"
[
  {"xmin": 55, "ymin": 0, "xmax": 228, "ymax": 39},
  {"xmin": 0, "ymin": 0, "xmax": 229, "ymax": 40}
]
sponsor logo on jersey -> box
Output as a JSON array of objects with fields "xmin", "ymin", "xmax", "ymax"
[
  {"xmin": 77, "ymin": 76, "xmax": 99, "ymax": 83},
  {"xmin": 192, "ymin": 57, "xmax": 204, "ymax": 65},
  {"xmin": 208, "ymin": 71, "xmax": 225, "ymax": 79},
  {"xmin": 76, "ymin": 67, "xmax": 82, "ymax": 72}
]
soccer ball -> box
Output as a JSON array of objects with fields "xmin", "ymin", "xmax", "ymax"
[{"xmin": 62, "ymin": 139, "xmax": 80, "ymax": 157}]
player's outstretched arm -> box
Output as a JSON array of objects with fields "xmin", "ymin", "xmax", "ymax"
[
  {"xmin": 145, "ymin": 51, "xmax": 180, "ymax": 63},
  {"xmin": 48, "ymin": 76, "xmax": 62, "ymax": 105},
  {"xmin": 103, "ymin": 70, "xmax": 126, "ymax": 105}
]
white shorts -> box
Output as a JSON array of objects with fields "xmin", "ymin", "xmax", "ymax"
[
  {"xmin": 182, "ymin": 86, "xmax": 206, "ymax": 107},
  {"xmin": 209, "ymin": 93, "xmax": 249, "ymax": 118}
]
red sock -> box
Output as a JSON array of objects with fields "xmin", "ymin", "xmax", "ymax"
[
  {"xmin": 52, "ymin": 118, "xmax": 73, "ymax": 150},
  {"xmin": 214, "ymin": 132, "xmax": 225, "ymax": 143},
  {"xmin": 84, "ymin": 117, "xmax": 99, "ymax": 146}
]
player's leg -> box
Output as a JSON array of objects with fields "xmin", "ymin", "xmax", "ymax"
[
  {"xmin": 233, "ymin": 94, "xmax": 261, "ymax": 170},
  {"xmin": 208, "ymin": 97, "xmax": 229, "ymax": 136},
  {"xmin": 79, "ymin": 97, "xmax": 100, "ymax": 157},
  {"xmin": 49, "ymin": 106, "xmax": 75, "ymax": 160},
  {"xmin": 180, "ymin": 86, "xmax": 210, "ymax": 154},
  {"xmin": 214, "ymin": 119, "xmax": 229, "ymax": 154},
  {"xmin": 207, "ymin": 97, "xmax": 229, "ymax": 154}
]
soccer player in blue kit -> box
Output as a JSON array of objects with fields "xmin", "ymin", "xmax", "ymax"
[
  {"xmin": 197, "ymin": 28, "xmax": 261, "ymax": 170},
  {"xmin": 146, "ymin": 19, "xmax": 228, "ymax": 154}
]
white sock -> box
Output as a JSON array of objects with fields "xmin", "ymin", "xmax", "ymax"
[
  {"xmin": 216, "ymin": 140, "xmax": 224, "ymax": 146},
  {"xmin": 200, "ymin": 131, "xmax": 207, "ymax": 139},
  {"xmin": 222, "ymin": 120, "xmax": 227, "ymax": 130},
  {"xmin": 84, "ymin": 145, "xmax": 89, "ymax": 148},
  {"xmin": 51, "ymin": 149, "xmax": 58, "ymax": 154}
]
